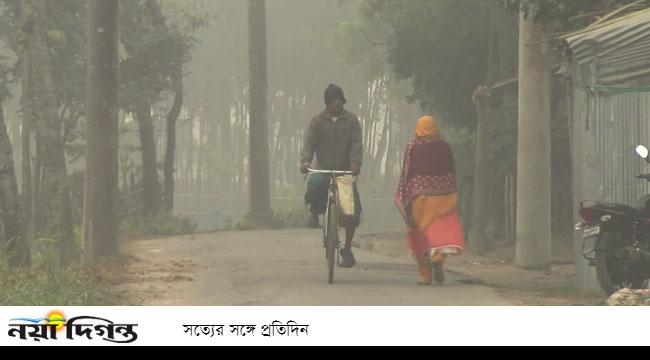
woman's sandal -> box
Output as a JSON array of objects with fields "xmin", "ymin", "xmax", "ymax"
[{"xmin": 432, "ymin": 262, "xmax": 445, "ymax": 285}]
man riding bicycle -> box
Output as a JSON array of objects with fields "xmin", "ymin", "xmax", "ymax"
[{"xmin": 300, "ymin": 84, "xmax": 363, "ymax": 268}]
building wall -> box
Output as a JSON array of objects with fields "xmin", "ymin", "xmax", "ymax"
[{"xmin": 572, "ymin": 87, "xmax": 650, "ymax": 290}]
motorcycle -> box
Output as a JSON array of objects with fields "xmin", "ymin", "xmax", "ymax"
[{"xmin": 575, "ymin": 145, "xmax": 650, "ymax": 295}]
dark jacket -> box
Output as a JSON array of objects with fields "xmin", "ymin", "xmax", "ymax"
[{"xmin": 301, "ymin": 109, "xmax": 363, "ymax": 171}]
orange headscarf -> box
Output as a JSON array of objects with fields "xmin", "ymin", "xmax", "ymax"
[{"xmin": 416, "ymin": 116, "xmax": 439, "ymax": 138}]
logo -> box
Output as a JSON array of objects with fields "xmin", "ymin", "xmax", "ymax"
[{"xmin": 8, "ymin": 310, "xmax": 138, "ymax": 343}]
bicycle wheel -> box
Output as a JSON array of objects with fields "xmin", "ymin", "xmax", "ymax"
[{"xmin": 326, "ymin": 201, "xmax": 339, "ymax": 284}]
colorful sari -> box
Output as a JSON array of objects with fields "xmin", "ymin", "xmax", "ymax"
[{"xmin": 395, "ymin": 116, "xmax": 465, "ymax": 284}]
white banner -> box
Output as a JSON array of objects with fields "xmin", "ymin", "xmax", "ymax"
[{"xmin": 1, "ymin": 307, "xmax": 649, "ymax": 346}]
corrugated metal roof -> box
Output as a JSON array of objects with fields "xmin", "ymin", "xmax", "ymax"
[{"xmin": 567, "ymin": 8, "xmax": 650, "ymax": 86}]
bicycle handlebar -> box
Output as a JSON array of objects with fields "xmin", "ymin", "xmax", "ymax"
[{"xmin": 307, "ymin": 168, "xmax": 354, "ymax": 175}]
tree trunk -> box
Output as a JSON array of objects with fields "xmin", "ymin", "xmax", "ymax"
[
  {"xmin": 9, "ymin": 114, "xmax": 21, "ymax": 190},
  {"xmin": 20, "ymin": 73, "xmax": 33, "ymax": 234},
  {"xmin": 384, "ymin": 120, "xmax": 399, "ymax": 192},
  {"xmin": 219, "ymin": 96, "xmax": 232, "ymax": 194},
  {"xmin": 516, "ymin": 8, "xmax": 552, "ymax": 270},
  {"xmin": 204, "ymin": 102, "xmax": 217, "ymax": 195},
  {"xmin": 31, "ymin": 136, "xmax": 41, "ymax": 233},
  {"xmin": 470, "ymin": 86, "xmax": 492, "ymax": 253},
  {"xmin": 24, "ymin": 0, "xmax": 75, "ymax": 266},
  {"xmin": 239, "ymin": 100, "xmax": 247, "ymax": 196},
  {"xmin": 186, "ymin": 116, "xmax": 193, "ymax": 194},
  {"xmin": 164, "ymin": 64, "xmax": 183, "ymax": 211},
  {"xmin": 195, "ymin": 114, "xmax": 204, "ymax": 194},
  {"xmin": 248, "ymin": 0, "xmax": 272, "ymax": 222},
  {"xmin": 460, "ymin": 178, "xmax": 473, "ymax": 235},
  {"xmin": 365, "ymin": 81, "xmax": 382, "ymax": 162},
  {"xmin": 136, "ymin": 103, "xmax": 161, "ymax": 216},
  {"xmin": 19, "ymin": 9, "xmax": 34, "ymax": 233},
  {"xmin": 470, "ymin": 6, "xmax": 501, "ymax": 252},
  {"xmin": 488, "ymin": 171, "xmax": 506, "ymax": 240},
  {"xmin": 84, "ymin": 0, "xmax": 120, "ymax": 261},
  {"xmin": 372, "ymin": 104, "xmax": 390, "ymax": 179},
  {"xmin": 0, "ymin": 102, "xmax": 31, "ymax": 268}
]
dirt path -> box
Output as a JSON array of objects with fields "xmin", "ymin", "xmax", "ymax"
[
  {"xmin": 114, "ymin": 229, "xmax": 514, "ymax": 305},
  {"xmin": 356, "ymin": 232, "xmax": 605, "ymax": 305}
]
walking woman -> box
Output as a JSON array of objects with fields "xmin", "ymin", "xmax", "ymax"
[{"xmin": 395, "ymin": 116, "xmax": 465, "ymax": 285}]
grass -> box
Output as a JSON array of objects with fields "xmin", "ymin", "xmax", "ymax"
[
  {"xmin": 0, "ymin": 234, "xmax": 116, "ymax": 306},
  {"xmin": 224, "ymin": 207, "xmax": 308, "ymax": 231},
  {"xmin": 0, "ymin": 209, "xmax": 198, "ymax": 306},
  {"xmin": 0, "ymin": 267, "xmax": 115, "ymax": 306},
  {"xmin": 119, "ymin": 211, "xmax": 197, "ymax": 238}
]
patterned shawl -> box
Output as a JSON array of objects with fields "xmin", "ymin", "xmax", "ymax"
[{"xmin": 394, "ymin": 136, "xmax": 458, "ymax": 224}]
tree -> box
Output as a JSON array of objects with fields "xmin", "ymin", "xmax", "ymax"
[
  {"xmin": 0, "ymin": 92, "xmax": 30, "ymax": 268},
  {"xmin": 351, "ymin": 0, "xmax": 518, "ymax": 242},
  {"xmin": 515, "ymin": 4, "xmax": 552, "ymax": 270},
  {"xmin": 0, "ymin": 0, "xmax": 202, "ymax": 262},
  {"xmin": 0, "ymin": 0, "xmax": 88, "ymax": 237},
  {"xmin": 135, "ymin": 101, "xmax": 162, "ymax": 216},
  {"xmin": 470, "ymin": 85, "xmax": 492, "ymax": 253},
  {"xmin": 469, "ymin": 4, "xmax": 505, "ymax": 253},
  {"xmin": 83, "ymin": 0, "xmax": 120, "ymax": 261},
  {"xmin": 18, "ymin": 6, "xmax": 34, "ymax": 233},
  {"xmin": 164, "ymin": 62, "xmax": 183, "ymax": 211},
  {"xmin": 356, "ymin": 0, "xmax": 491, "ymax": 128},
  {"xmin": 145, "ymin": 0, "xmax": 190, "ymax": 212},
  {"xmin": 247, "ymin": 0, "xmax": 272, "ymax": 222},
  {"xmin": 22, "ymin": 0, "xmax": 75, "ymax": 266},
  {"xmin": 120, "ymin": 0, "xmax": 171, "ymax": 217},
  {"xmin": 120, "ymin": 0, "xmax": 201, "ymax": 217}
]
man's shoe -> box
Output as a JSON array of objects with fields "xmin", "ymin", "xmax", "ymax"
[
  {"xmin": 306, "ymin": 213, "xmax": 321, "ymax": 228},
  {"xmin": 339, "ymin": 248, "xmax": 356, "ymax": 268}
]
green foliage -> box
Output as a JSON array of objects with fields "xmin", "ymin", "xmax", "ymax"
[
  {"xmin": 352, "ymin": 0, "xmax": 642, "ymax": 128},
  {"xmin": 0, "ymin": 0, "xmax": 88, "ymax": 139},
  {"xmin": 225, "ymin": 207, "xmax": 308, "ymax": 231},
  {"xmin": 271, "ymin": 207, "xmax": 309, "ymax": 229},
  {"xmin": 0, "ymin": 54, "xmax": 13, "ymax": 102},
  {"xmin": 331, "ymin": 20, "xmax": 391, "ymax": 82},
  {"xmin": 28, "ymin": 234, "xmax": 65, "ymax": 271},
  {"xmin": 352, "ymin": 0, "xmax": 498, "ymax": 127},
  {"xmin": 120, "ymin": 0, "xmax": 205, "ymax": 113},
  {"xmin": 486, "ymin": 95, "xmax": 518, "ymax": 175},
  {"xmin": 120, "ymin": 211, "xmax": 197, "ymax": 238},
  {"xmin": 347, "ymin": 0, "xmax": 593, "ymax": 183},
  {"xmin": 442, "ymin": 124, "xmax": 475, "ymax": 180},
  {"xmin": 45, "ymin": 0, "xmax": 87, "ymax": 123}
]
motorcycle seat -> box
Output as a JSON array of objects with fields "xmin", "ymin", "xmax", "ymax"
[{"xmin": 598, "ymin": 203, "xmax": 648, "ymax": 219}]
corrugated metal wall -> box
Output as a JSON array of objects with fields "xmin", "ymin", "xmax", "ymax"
[{"xmin": 572, "ymin": 89, "xmax": 650, "ymax": 290}]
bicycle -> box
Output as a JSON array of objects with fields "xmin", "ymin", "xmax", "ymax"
[{"xmin": 307, "ymin": 168, "xmax": 354, "ymax": 284}]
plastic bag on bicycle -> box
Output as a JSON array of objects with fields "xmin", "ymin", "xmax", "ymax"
[{"xmin": 336, "ymin": 175, "xmax": 357, "ymax": 228}]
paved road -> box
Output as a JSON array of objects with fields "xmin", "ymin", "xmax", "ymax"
[{"xmin": 121, "ymin": 229, "xmax": 512, "ymax": 305}]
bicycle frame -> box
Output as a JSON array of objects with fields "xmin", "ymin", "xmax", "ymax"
[
  {"xmin": 307, "ymin": 169, "xmax": 353, "ymax": 263},
  {"xmin": 323, "ymin": 174, "xmax": 339, "ymax": 250}
]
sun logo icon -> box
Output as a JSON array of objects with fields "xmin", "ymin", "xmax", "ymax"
[{"xmin": 46, "ymin": 311, "xmax": 66, "ymax": 332}]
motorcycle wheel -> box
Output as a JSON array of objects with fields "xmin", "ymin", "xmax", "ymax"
[{"xmin": 595, "ymin": 232, "xmax": 648, "ymax": 296}]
